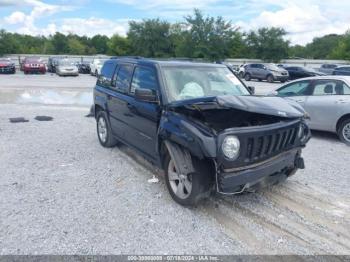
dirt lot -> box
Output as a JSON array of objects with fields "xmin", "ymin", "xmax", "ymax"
[{"xmin": 0, "ymin": 73, "xmax": 349, "ymax": 255}]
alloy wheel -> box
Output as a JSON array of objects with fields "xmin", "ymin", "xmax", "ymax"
[
  {"xmin": 98, "ymin": 117, "xmax": 107, "ymax": 143},
  {"xmin": 342, "ymin": 123, "xmax": 350, "ymax": 142},
  {"xmin": 168, "ymin": 159, "xmax": 192, "ymax": 199}
]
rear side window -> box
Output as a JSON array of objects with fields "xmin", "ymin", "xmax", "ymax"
[
  {"xmin": 98, "ymin": 61, "xmax": 116, "ymax": 87},
  {"xmin": 312, "ymin": 80, "xmax": 338, "ymax": 95},
  {"xmin": 115, "ymin": 64, "xmax": 134, "ymax": 93},
  {"xmin": 130, "ymin": 67, "xmax": 158, "ymax": 94}
]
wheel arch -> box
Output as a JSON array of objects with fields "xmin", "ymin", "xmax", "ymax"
[{"xmin": 336, "ymin": 113, "xmax": 350, "ymax": 132}]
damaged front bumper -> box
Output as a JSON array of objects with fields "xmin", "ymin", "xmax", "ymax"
[
  {"xmin": 214, "ymin": 119, "xmax": 310, "ymax": 194},
  {"xmin": 216, "ymin": 149, "xmax": 304, "ymax": 194}
]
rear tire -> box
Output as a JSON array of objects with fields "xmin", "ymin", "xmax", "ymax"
[
  {"xmin": 244, "ymin": 73, "xmax": 251, "ymax": 81},
  {"xmin": 163, "ymin": 152, "xmax": 212, "ymax": 206},
  {"xmin": 338, "ymin": 118, "xmax": 350, "ymax": 145},
  {"xmin": 96, "ymin": 110, "xmax": 117, "ymax": 148},
  {"xmin": 267, "ymin": 74, "xmax": 274, "ymax": 83}
]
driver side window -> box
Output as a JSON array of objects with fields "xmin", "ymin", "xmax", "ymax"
[{"xmin": 277, "ymin": 81, "xmax": 310, "ymax": 97}]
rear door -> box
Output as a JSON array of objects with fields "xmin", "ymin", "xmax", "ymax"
[
  {"xmin": 123, "ymin": 66, "xmax": 161, "ymax": 158},
  {"xmin": 107, "ymin": 63, "xmax": 134, "ymax": 139},
  {"xmin": 303, "ymin": 79, "xmax": 344, "ymax": 131}
]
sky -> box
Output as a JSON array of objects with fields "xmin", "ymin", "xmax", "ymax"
[{"xmin": 0, "ymin": 0, "xmax": 349, "ymax": 45}]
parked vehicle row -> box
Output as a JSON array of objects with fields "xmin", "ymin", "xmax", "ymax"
[{"xmin": 236, "ymin": 63, "xmax": 350, "ymax": 82}]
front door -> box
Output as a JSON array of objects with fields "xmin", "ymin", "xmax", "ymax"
[{"xmin": 123, "ymin": 66, "xmax": 161, "ymax": 158}]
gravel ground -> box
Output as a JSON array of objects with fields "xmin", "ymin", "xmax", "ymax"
[{"xmin": 0, "ymin": 74, "xmax": 349, "ymax": 255}]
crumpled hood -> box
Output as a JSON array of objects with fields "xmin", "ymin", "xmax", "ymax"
[{"xmin": 216, "ymin": 95, "xmax": 305, "ymax": 118}]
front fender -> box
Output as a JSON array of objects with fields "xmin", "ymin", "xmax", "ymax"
[{"xmin": 157, "ymin": 111, "xmax": 217, "ymax": 159}]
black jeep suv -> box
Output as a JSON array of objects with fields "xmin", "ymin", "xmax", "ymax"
[{"xmin": 94, "ymin": 58, "xmax": 310, "ymax": 206}]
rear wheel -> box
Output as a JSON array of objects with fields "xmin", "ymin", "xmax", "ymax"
[
  {"xmin": 338, "ymin": 118, "xmax": 350, "ymax": 145},
  {"xmin": 267, "ymin": 74, "xmax": 274, "ymax": 83},
  {"xmin": 164, "ymin": 153, "xmax": 212, "ymax": 206},
  {"xmin": 96, "ymin": 111, "xmax": 117, "ymax": 147},
  {"xmin": 244, "ymin": 73, "xmax": 251, "ymax": 81}
]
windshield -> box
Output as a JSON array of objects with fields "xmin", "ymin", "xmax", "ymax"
[
  {"xmin": 58, "ymin": 60, "xmax": 75, "ymax": 66},
  {"xmin": 162, "ymin": 66, "xmax": 250, "ymax": 102}
]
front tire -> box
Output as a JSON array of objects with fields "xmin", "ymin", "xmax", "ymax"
[
  {"xmin": 338, "ymin": 118, "xmax": 350, "ymax": 145},
  {"xmin": 96, "ymin": 111, "xmax": 117, "ymax": 147},
  {"xmin": 244, "ymin": 73, "xmax": 251, "ymax": 81},
  {"xmin": 164, "ymin": 153, "xmax": 212, "ymax": 206}
]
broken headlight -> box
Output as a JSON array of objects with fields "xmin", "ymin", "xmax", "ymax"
[{"xmin": 222, "ymin": 136, "xmax": 240, "ymax": 160}]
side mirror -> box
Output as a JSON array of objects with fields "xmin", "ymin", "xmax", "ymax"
[
  {"xmin": 247, "ymin": 86, "xmax": 255, "ymax": 94},
  {"xmin": 135, "ymin": 88, "xmax": 158, "ymax": 103}
]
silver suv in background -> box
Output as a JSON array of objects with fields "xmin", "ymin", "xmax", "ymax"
[{"xmin": 243, "ymin": 63, "xmax": 289, "ymax": 83}]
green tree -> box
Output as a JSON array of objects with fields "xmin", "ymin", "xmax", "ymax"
[
  {"xmin": 51, "ymin": 32, "xmax": 69, "ymax": 54},
  {"xmin": 0, "ymin": 30, "xmax": 20, "ymax": 55},
  {"xmin": 330, "ymin": 32, "xmax": 350, "ymax": 60},
  {"xmin": 127, "ymin": 19, "xmax": 173, "ymax": 57},
  {"xmin": 245, "ymin": 27, "xmax": 289, "ymax": 62},
  {"xmin": 107, "ymin": 34, "xmax": 130, "ymax": 55},
  {"xmin": 229, "ymin": 31, "xmax": 247, "ymax": 58},
  {"xmin": 67, "ymin": 37, "xmax": 85, "ymax": 55},
  {"xmin": 305, "ymin": 34, "xmax": 343, "ymax": 59},
  {"xmin": 176, "ymin": 9, "xmax": 238, "ymax": 60},
  {"xmin": 91, "ymin": 35, "xmax": 109, "ymax": 54}
]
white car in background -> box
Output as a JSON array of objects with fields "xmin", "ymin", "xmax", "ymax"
[
  {"xmin": 90, "ymin": 58, "xmax": 108, "ymax": 77},
  {"xmin": 272, "ymin": 76, "xmax": 350, "ymax": 144}
]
